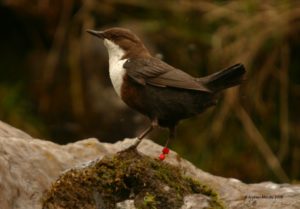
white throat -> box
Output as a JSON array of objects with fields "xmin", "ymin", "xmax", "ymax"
[{"xmin": 104, "ymin": 39, "xmax": 127, "ymax": 97}]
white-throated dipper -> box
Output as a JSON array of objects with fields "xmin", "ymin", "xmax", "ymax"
[{"xmin": 87, "ymin": 27, "xmax": 245, "ymax": 158}]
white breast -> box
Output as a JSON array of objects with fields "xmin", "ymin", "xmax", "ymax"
[{"xmin": 104, "ymin": 39, "xmax": 127, "ymax": 97}]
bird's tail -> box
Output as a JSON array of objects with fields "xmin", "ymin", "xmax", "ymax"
[{"xmin": 197, "ymin": 64, "xmax": 246, "ymax": 92}]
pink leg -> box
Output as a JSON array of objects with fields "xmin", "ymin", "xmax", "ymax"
[{"xmin": 130, "ymin": 119, "xmax": 158, "ymax": 149}]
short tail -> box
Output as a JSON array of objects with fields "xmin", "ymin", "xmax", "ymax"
[{"xmin": 198, "ymin": 63, "xmax": 246, "ymax": 92}]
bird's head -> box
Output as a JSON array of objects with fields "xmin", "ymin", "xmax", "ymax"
[{"xmin": 87, "ymin": 27, "xmax": 150, "ymax": 59}]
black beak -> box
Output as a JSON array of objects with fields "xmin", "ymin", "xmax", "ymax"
[{"xmin": 86, "ymin": 29, "xmax": 105, "ymax": 39}]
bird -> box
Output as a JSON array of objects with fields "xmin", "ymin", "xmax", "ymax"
[{"xmin": 87, "ymin": 27, "xmax": 245, "ymax": 157}]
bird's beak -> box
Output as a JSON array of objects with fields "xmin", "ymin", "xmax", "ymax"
[{"xmin": 86, "ymin": 29, "xmax": 105, "ymax": 39}]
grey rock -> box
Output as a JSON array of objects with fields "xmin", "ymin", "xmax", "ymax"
[
  {"xmin": 0, "ymin": 121, "xmax": 299, "ymax": 209},
  {"xmin": 116, "ymin": 200, "xmax": 135, "ymax": 209},
  {"xmin": 180, "ymin": 194, "xmax": 212, "ymax": 209}
]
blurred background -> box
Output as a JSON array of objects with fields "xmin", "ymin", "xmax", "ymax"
[{"xmin": 0, "ymin": 0, "xmax": 299, "ymax": 183}]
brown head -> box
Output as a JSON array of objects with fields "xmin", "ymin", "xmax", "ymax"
[{"xmin": 87, "ymin": 27, "xmax": 151, "ymax": 59}]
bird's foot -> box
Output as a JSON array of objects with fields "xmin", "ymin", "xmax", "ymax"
[{"xmin": 121, "ymin": 138, "xmax": 142, "ymax": 152}]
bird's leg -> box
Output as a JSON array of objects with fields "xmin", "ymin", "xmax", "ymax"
[
  {"xmin": 165, "ymin": 126, "xmax": 176, "ymax": 148},
  {"xmin": 159, "ymin": 126, "xmax": 176, "ymax": 160},
  {"xmin": 129, "ymin": 119, "xmax": 158, "ymax": 150}
]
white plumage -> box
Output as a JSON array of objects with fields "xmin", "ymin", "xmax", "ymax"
[{"xmin": 104, "ymin": 39, "xmax": 127, "ymax": 97}]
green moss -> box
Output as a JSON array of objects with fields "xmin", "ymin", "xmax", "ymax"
[
  {"xmin": 42, "ymin": 148, "xmax": 224, "ymax": 209},
  {"xmin": 142, "ymin": 192, "xmax": 157, "ymax": 209}
]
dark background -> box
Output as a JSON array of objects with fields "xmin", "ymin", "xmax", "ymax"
[{"xmin": 1, "ymin": 0, "xmax": 299, "ymax": 183}]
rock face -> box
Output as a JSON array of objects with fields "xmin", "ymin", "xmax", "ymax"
[{"xmin": 0, "ymin": 120, "xmax": 299, "ymax": 209}]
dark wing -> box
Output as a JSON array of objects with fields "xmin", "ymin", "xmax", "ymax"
[{"xmin": 123, "ymin": 57, "xmax": 211, "ymax": 92}]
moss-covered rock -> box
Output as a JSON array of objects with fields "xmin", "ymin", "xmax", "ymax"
[{"xmin": 42, "ymin": 147, "xmax": 223, "ymax": 209}]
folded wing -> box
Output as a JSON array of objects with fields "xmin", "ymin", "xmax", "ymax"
[{"xmin": 123, "ymin": 57, "xmax": 211, "ymax": 92}]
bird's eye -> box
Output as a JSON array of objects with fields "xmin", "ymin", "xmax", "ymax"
[{"xmin": 111, "ymin": 34, "xmax": 121, "ymax": 40}]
